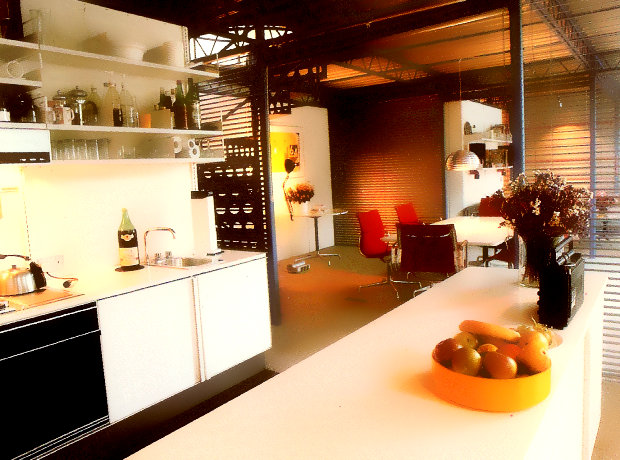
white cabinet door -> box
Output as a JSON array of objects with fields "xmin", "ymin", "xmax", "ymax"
[
  {"xmin": 98, "ymin": 278, "xmax": 199, "ymax": 423},
  {"xmin": 195, "ymin": 258, "xmax": 272, "ymax": 380}
]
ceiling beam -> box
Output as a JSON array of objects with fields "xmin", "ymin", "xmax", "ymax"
[
  {"xmin": 263, "ymin": 0, "xmax": 508, "ymax": 67},
  {"xmin": 528, "ymin": 0, "xmax": 605, "ymax": 71}
]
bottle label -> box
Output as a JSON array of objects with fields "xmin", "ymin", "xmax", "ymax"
[
  {"xmin": 120, "ymin": 233, "xmax": 134, "ymax": 242},
  {"xmin": 119, "ymin": 247, "xmax": 139, "ymax": 267}
]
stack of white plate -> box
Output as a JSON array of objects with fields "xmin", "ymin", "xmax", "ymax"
[{"xmin": 143, "ymin": 41, "xmax": 184, "ymax": 67}]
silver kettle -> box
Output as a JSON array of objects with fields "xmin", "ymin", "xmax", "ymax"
[{"xmin": 0, "ymin": 255, "xmax": 47, "ymax": 296}]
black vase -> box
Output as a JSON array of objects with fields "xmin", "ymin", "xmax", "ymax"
[{"xmin": 519, "ymin": 236, "xmax": 556, "ymax": 288}]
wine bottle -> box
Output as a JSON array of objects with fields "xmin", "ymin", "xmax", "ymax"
[
  {"xmin": 172, "ymin": 80, "xmax": 188, "ymax": 129},
  {"xmin": 118, "ymin": 208, "xmax": 140, "ymax": 269},
  {"xmin": 159, "ymin": 87, "xmax": 172, "ymax": 110},
  {"xmin": 185, "ymin": 77, "xmax": 201, "ymax": 130}
]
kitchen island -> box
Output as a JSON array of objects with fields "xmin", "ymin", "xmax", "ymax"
[{"xmin": 128, "ymin": 267, "xmax": 606, "ymax": 460}]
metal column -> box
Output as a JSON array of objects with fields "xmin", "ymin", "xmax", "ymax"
[
  {"xmin": 509, "ymin": 0, "xmax": 525, "ymax": 179},
  {"xmin": 253, "ymin": 26, "xmax": 282, "ymax": 325},
  {"xmin": 508, "ymin": 0, "xmax": 525, "ymax": 268}
]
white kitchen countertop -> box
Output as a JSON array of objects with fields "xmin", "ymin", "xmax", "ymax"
[
  {"xmin": 0, "ymin": 250, "xmax": 266, "ymax": 327},
  {"xmin": 127, "ymin": 267, "xmax": 607, "ymax": 460}
]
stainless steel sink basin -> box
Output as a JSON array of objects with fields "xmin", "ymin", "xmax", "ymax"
[
  {"xmin": 174, "ymin": 257, "xmax": 212, "ymax": 267},
  {"xmin": 148, "ymin": 256, "xmax": 212, "ymax": 269}
]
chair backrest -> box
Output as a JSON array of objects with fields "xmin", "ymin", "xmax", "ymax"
[
  {"xmin": 395, "ymin": 203, "xmax": 419, "ymax": 224},
  {"xmin": 356, "ymin": 210, "xmax": 390, "ymax": 259},
  {"xmin": 479, "ymin": 196, "xmax": 502, "ymax": 217},
  {"xmin": 399, "ymin": 224, "xmax": 459, "ymax": 275}
]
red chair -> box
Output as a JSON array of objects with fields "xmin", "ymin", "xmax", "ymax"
[
  {"xmin": 398, "ymin": 223, "xmax": 467, "ymax": 296},
  {"xmin": 356, "ymin": 210, "xmax": 403, "ymax": 298},
  {"xmin": 395, "ymin": 203, "xmax": 420, "ymax": 224},
  {"xmin": 479, "ymin": 196, "xmax": 502, "ymax": 217},
  {"xmin": 483, "ymin": 236, "xmax": 516, "ymax": 268}
]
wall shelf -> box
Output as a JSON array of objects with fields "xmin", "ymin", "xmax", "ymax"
[
  {"xmin": 48, "ymin": 157, "xmax": 225, "ymax": 165},
  {"xmin": 39, "ymin": 45, "xmax": 219, "ymax": 82},
  {"xmin": 0, "ymin": 122, "xmax": 47, "ymax": 129},
  {"xmin": 47, "ymin": 124, "xmax": 223, "ymax": 140}
]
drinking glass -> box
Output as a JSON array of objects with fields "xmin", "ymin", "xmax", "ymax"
[
  {"xmin": 74, "ymin": 139, "xmax": 87, "ymax": 160},
  {"xmin": 62, "ymin": 139, "xmax": 75, "ymax": 160},
  {"xmin": 97, "ymin": 138, "xmax": 109, "ymax": 160},
  {"xmin": 86, "ymin": 139, "xmax": 99, "ymax": 160}
]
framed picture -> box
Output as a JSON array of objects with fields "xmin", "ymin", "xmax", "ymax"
[{"xmin": 270, "ymin": 130, "xmax": 301, "ymax": 176}]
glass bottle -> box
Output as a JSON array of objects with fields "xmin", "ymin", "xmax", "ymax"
[
  {"xmin": 118, "ymin": 208, "xmax": 140, "ymax": 269},
  {"xmin": 185, "ymin": 77, "xmax": 201, "ymax": 130},
  {"xmin": 172, "ymin": 80, "xmax": 187, "ymax": 129},
  {"xmin": 102, "ymin": 77, "xmax": 122, "ymax": 127},
  {"xmin": 119, "ymin": 76, "xmax": 136, "ymax": 127},
  {"xmin": 159, "ymin": 87, "xmax": 172, "ymax": 110},
  {"xmin": 83, "ymin": 86, "xmax": 101, "ymax": 125}
]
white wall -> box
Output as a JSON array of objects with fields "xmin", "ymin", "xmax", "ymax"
[
  {"xmin": 20, "ymin": 163, "xmax": 195, "ymax": 276},
  {"xmin": 0, "ymin": 167, "xmax": 29, "ymax": 270},
  {"xmin": 270, "ymin": 107, "xmax": 334, "ymax": 261}
]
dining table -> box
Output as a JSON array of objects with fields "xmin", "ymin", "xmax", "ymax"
[
  {"xmin": 433, "ymin": 216, "xmax": 513, "ymax": 264},
  {"xmin": 294, "ymin": 208, "xmax": 348, "ymax": 266}
]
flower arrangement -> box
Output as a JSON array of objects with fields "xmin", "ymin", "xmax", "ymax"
[
  {"xmin": 490, "ymin": 171, "xmax": 592, "ymax": 287},
  {"xmin": 286, "ymin": 182, "xmax": 315, "ymax": 204},
  {"xmin": 490, "ymin": 171, "xmax": 591, "ymax": 240}
]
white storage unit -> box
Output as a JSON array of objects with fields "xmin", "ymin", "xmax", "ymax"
[
  {"xmin": 444, "ymin": 100, "xmax": 508, "ymax": 217},
  {"xmin": 194, "ymin": 258, "xmax": 272, "ymax": 380},
  {"xmin": 0, "ymin": 0, "xmax": 223, "ymax": 165},
  {"xmin": 98, "ymin": 278, "xmax": 199, "ymax": 423}
]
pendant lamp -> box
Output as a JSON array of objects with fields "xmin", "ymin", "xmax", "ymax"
[{"xmin": 446, "ymin": 59, "xmax": 481, "ymax": 172}]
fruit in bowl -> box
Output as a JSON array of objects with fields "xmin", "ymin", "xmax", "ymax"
[
  {"xmin": 432, "ymin": 319, "xmax": 552, "ymax": 379},
  {"xmin": 431, "ymin": 319, "xmax": 554, "ymax": 412}
]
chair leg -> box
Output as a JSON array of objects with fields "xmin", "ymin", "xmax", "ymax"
[
  {"xmin": 359, "ymin": 279, "xmax": 400, "ymax": 299},
  {"xmin": 358, "ymin": 262, "xmax": 404, "ymax": 299}
]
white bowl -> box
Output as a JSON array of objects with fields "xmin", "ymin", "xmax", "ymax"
[{"xmin": 114, "ymin": 42, "xmax": 146, "ymax": 61}]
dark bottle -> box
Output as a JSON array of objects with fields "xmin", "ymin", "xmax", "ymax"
[
  {"xmin": 159, "ymin": 87, "xmax": 172, "ymax": 110},
  {"xmin": 118, "ymin": 208, "xmax": 140, "ymax": 269},
  {"xmin": 172, "ymin": 80, "xmax": 187, "ymax": 129},
  {"xmin": 185, "ymin": 78, "xmax": 201, "ymax": 130}
]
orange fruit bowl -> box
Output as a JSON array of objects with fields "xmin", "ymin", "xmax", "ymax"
[{"xmin": 431, "ymin": 357, "xmax": 551, "ymax": 412}]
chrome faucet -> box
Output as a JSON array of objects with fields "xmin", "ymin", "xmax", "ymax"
[{"xmin": 144, "ymin": 227, "xmax": 176, "ymax": 265}]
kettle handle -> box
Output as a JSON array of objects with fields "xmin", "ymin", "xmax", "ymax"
[
  {"xmin": 0, "ymin": 254, "xmax": 31, "ymax": 261},
  {"xmin": 30, "ymin": 262, "xmax": 47, "ymax": 290}
]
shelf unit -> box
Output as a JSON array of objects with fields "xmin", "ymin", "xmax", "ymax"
[
  {"xmin": 0, "ymin": 36, "xmax": 224, "ymax": 164},
  {"xmin": 465, "ymin": 131, "xmax": 512, "ymax": 145},
  {"xmin": 47, "ymin": 124, "xmax": 222, "ymax": 139},
  {"xmin": 39, "ymin": 44, "xmax": 218, "ymax": 82}
]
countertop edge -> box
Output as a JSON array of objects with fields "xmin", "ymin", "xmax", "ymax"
[{"xmin": 0, "ymin": 250, "xmax": 266, "ymax": 328}]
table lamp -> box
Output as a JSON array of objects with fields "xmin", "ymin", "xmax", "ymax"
[{"xmin": 283, "ymin": 158, "xmax": 298, "ymax": 221}]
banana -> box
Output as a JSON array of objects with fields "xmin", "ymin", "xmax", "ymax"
[{"xmin": 459, "ymin": 320, "xmax": 521, "ymax": 343}]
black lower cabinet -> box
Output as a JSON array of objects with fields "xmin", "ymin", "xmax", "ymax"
[{"xmin": 0, "ymin": 303, "xmax": 109, "ymax": 460}]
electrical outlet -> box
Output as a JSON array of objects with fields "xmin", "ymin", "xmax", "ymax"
[{"xmin": 39, "ymin": 255, "xmax": 64, "ymax": 272}]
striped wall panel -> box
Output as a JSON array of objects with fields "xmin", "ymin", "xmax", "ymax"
[
  {"xmin": 328, "ymin": 95, "xmax": 446, "ymax": 246},
  {"xmin": 524, "ymin": 79, "xmax": 620, "ymax": 382}
]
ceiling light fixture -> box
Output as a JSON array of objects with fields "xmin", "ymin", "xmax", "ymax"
[{"xmin": 446, "ymin": 58, "xmax": 481, "ymax": 174}]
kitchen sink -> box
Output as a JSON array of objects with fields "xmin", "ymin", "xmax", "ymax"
[{"xmin": 148, "ymin": 257, "xmax": 213, "ymax": 269}]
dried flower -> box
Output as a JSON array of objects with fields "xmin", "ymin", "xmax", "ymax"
[
  {"xmin": 286, "ymin": 182, "xmax": 315, "ymax": 204},
  {"xmin": 490, "ymin": 171, "xmax": 592, "ymax": 240}
]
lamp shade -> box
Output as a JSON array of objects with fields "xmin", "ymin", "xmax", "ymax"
[{"xmin": 446, "ymin": 149, "xmax": 481, "ymax": 171}]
